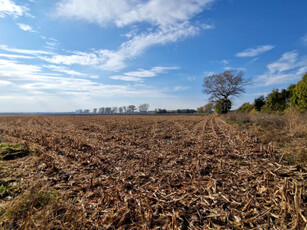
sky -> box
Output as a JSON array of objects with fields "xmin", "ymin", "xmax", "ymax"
[{"xmin": 0, "ymin": 0, "xmax": 306, "ymax": 112}]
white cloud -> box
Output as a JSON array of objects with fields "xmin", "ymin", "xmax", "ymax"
[
  {"xmin": 125, "ymin": 70, "xmax": 156, "ymax": 78},
  {"xmin": 125, "ymin": 66, "xmax": 179, "ymax": 78},
  {"xmin": 300, "ymin": 33, "xmax": 307, "ymax": 46},
  {"xmin": 41, "ymin": 52, "xmax": 99, "ymax": 65},
  {"xmin": 0, "ymin": 57, "xmax": 180, "ymax": 112},
  {"xmin": 220, "ymin": 59, "xmax": 229, "ymax": 65},
  {"xmin": 0, "ymin": 58, "xmax": 42, "ymax": 78},
  {"xmin": 43, "ymin": 65, "xmax": 86, "ymax": 77},
  {"xmin": 0, "ymin": 53, "xmax": 34, "ymax": 59},
  {"xmin": 17, "ymin": 23, "xmax": 35, "ymax": 32},
  {"xmin": 0, "ymin": 79, "xmax": 12, "ymax": 85},
  {"xmin": 0, "ymin": 0, "xmax": 28, "ymax": 18},
  {"xmin": 45, "ymin": 38, "xmax": 59, "ymax": 49},
  {"xmin": 0, "ymin": 58, "xmax": 130, "ymax": 97},
  {"xmin": 56, "ymin": 0, "xmax": 214, "ymax": 27},
  {"xmin": 257, "ymin": 51, "xmax": 307, "ymax": 86},
  {"xmin": 236, "ymin": 45, "xmax": 274, "ymax": 57},
  {"xmin": 110, "ymin": 75, "xmax": 143, "ymax": 82},
  {"xmin": 114, "ymin": 21, "xmax": 200, "ymax": 59},
  {"xmin": 54, "ymin": 0, "xmax": 215, "ymax": 70},
  {"xmin": 266, "ymin": 51, "xmax": 297, "ymax": 74},
  {"xmin": 110, "ymin": 66, "xmax": 179, "ymax": 81},
  {"xmin": 172, "ymin": 86, "xmax": 189, "ymax": 91},
  {"xmin": 297, "ymin": 66, "xmax": 307, "ymax": 76},
  {"xmin": 151, "ymin": 66, "xmax": 180, "ymax": 72},
  {"xmin": 0, "ymin": 45, "xmax": 54, "ymax": 55}
]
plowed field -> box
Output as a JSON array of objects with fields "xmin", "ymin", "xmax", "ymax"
[{"xmin": 0, "ymin": 115, "xmax": 306, "ymax": 229}]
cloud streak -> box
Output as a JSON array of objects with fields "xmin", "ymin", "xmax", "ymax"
[
  {"xmin": 0, "ymin": 45, "xmax": 54, "ymax": 56},
  {"xmin": 236, "ymin": 45, "xmax": 274, "ymax": 57},
  {"xmin": 110, "ymin": 66, "xmax": 179, "ymax": 81}
]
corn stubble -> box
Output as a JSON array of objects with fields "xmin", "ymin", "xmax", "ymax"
[{"xmin": 0, "ymin": 115, "xmax": 306, "ymax": 229}]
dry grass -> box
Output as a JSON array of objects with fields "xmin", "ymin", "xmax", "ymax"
[
  {"xmin": 223, "ymin": 111, "xmax": 307, "ymax": 165},
  {"xmin": 0, "ymin": 182, "xmax": 85, "ymax": 229}
]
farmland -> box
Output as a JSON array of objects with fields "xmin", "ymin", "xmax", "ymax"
[{"xmin": 0, "ymin": 115, "xmax": 306, "ymax": 229}]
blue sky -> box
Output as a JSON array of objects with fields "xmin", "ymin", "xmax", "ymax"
[{"xmin": 0, "ymin": 0, "xmax": 306, "ymax": 112}]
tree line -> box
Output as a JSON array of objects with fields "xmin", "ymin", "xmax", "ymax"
[
  {"xmin": 76, "ymin": 104, "xmax": 149, "ymax": 114},
  {"xmin": 201, "ymin": 69, "xmax": 307, "ymax": 114},
  {"xmin": 236, "ymin": 72, "xmax": 307, "ymax": 113}
]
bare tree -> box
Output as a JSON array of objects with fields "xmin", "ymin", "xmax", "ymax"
[
  {"xmin": 105, "ymin": 107, "xmax": 112, "ymax": 114},
  {"xmin": 112, "ymin": 107, "xmax": 118, "ymax": 114},
  {"xmin": 202, "ymin": 70, "xmax": 251, "ymax": 102},
  {"xmin": 93, "ymin": 108, "xmax": 97, "ymax": 114},
  {"xmin": 138, "ymin": 103, "xmax": 150, "ymax": 113},
  {"xmin": 127, "ymin": 105, "xmax": 136, "ymax": 113},
  {"xmin": 98, "ymin": 107, "xmax": 105, "ymax": 114},
  {"xmin": 119, "ymin": 107, "xmax": 123, "ymax": 114},
  {"xmin": 202, "ymin": 70, "xmax": 251, "ymax": 113},
  {"xmin": 203, "ymin": 103, "xmax": 214, "ymax": 114}
]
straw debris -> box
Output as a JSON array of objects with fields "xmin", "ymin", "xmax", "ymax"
[{"xmin": 0, "ymin": 115, "xmax": 306, "ymax": 229}]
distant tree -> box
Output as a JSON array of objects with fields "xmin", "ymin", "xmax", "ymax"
[
  {"xmin": 254, "ymin": 96, "xmax": 266, "ymax": 111},
  {"xmin": 123, "ymin": 106, "xmax": 127, "ymax": 113},
  {"xmin": 93, "ymin": 108, "xmax": 97, "ymax": 114},
  {"xmin": 156, "ymin": 109, "xmax": 167, "ymax": 114},
  {"xmin": 197, "ymin": 106, "xmax": 205, "ymax": 113},
  {"xmin": 127, "ymin": 105, "xmax": 136, "ymax": 113},
  {"xmin": 290, "ymin": 72, "xmax": 307, "ymax": 112},
  {"xmin": 262, "ymin": 89, "xmax": 290, "ymax": 113},
  {"xmin": 214, "ymin": 99, "xmax": 232, "ymax": 114},
  {"xmin": 98, "ymin": 107, "xmax": 105, "ymax": 114},
  {"xmin": 138, "ymin": 103, "xmax": 150, "ymax": 113},
  {"xmin": 112, "ymin": 107, "xmax": 118, "ymax": 114},
  {"xmin": 236, "ymin": 103, "xmax": 254, "ymax": 113},
  {"xmin": 84, "ymin": 109, "xmax": 90, "ymax": 114},
  {"xmin": 119, "ymin": 107, "xmax": 123, "ymax": 114},
  {"xmin": 202, "ymin": 70, "xmax": 251, "ymax": 113},
  {"xmin": 105, "ymin": 107, "xmax": 112, "ymax": 114},
  {"xmin": 204, "ymin": 103, "xmax": 214, "ymax": 114}
]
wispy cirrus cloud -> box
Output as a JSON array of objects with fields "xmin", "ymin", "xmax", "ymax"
[
  {"xmin": 54, "ymin": 0, "xmax": 215, "ymax": 71},
  {"xmin": 0, "ymin": 0, "xmax": 28, "ymax": 18},
  {"xmin": 43, "ymin": 65, "xmax": 86, "ymax": 77},
  {"xmin": 0, "ymin": 45, "xmax": 54, "ymax": 56},
  {"xmin": 38, "ymin": 22, "xmax": 204, "ymax": 71},
  {"xmin": 37, "ymin": 24, "xmax": 196, "ymax": 72},
  {"xmin": 0, "ymin": 53, "xmax": 34, "ymax": 59},
  {"xmin": 110, "ymin": 66, "xmax": 179, "ymax": 81},
  {"xmin": 236, "ymin": 45, "xmax": 274, "ymax": 57},
  {"xmin": 257, "ymin": 51, "xmax": 307, "ymax": 86}
]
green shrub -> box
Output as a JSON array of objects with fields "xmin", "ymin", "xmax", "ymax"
[
  {"xmin": 290, "ymin": 72, "xmax": 307, "ymax": 112},
  {"xmin": 236, "ymin": 102, "xmax": 254, "ymax": 113},
  {"xmin": 215, "ymin": 99, "xmax": 232, "ymax": 114}
]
